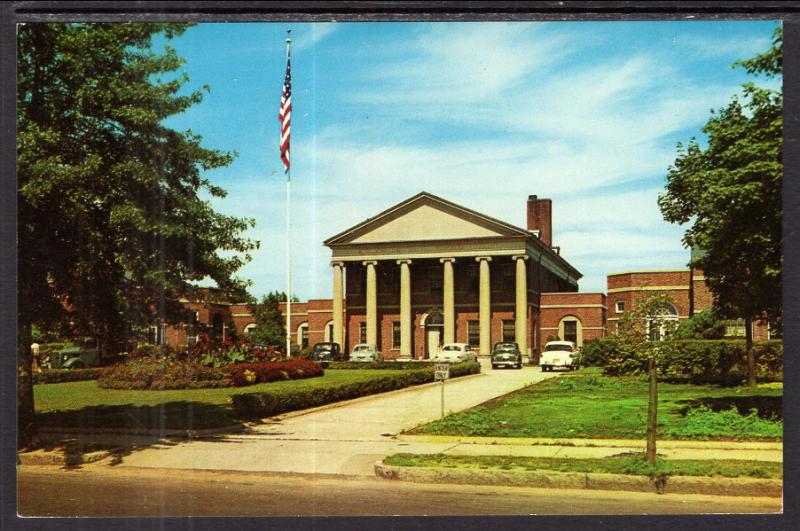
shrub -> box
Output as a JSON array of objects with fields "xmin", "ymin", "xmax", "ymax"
[
  {"xmin": 32, "ymin": 368, "xmax": 101, "ymax": 384},
  {"xmin": 597, "ymin": 339, "xmax": 782, "ymax": 383},
  {"xmin": 232, "ymin": 361, "xmax": 481, "ymax": 418},
  {"xmin": 226, "ymin": 359, "xmax": 324, "ymax": 387},
  {"xmin": 98, "ymin": 357, "xmax": 230, "ymax": 390},
  {"xmin": 672, "ymin": 310, "xmax": 727, "ymax": 340},
  {"xmin": 131, "ymin": 344, "xmax": 177, "ymax": 359}
]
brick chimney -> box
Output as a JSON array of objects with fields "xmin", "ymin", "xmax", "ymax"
[{"xmin": 527, "ymin": 195, "xmax": 552, "ymax": 247}]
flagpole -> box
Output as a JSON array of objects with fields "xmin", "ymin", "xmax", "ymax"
[{"xmin": 284, "ymin": 29, "xmax": 292, "ymax": 359}]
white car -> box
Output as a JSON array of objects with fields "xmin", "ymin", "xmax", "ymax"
[
  {"xmin": 539, "ymin": 341, "xmax": 579, "ymax": 371},
  {"xmin": 436, "ymin": 343, "xmax": 478, "ymax": 363},
  {"xmin": 349, "ymin": 343, "xmax": 383, "ymax": 362}
]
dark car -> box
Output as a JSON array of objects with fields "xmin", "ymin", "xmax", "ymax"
[
  {"xmin": 309, "ymin": 342, "xmax": 343, "ymax": 365},
  {"xmin": 491, "ymin": 342, "xmax": 522, "ymax": 369}
]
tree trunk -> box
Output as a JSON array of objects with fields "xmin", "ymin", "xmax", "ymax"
[
  {"xmin": 745, "ymin": 315, "xmax": 756, "ymax": 387},
  {"xmin": 646, "ymin": 352, "xmax": 658, "ymax": 464},
  {"xmin": 18, "ymin": 320, "xmax": 39, "ymax": 449}
]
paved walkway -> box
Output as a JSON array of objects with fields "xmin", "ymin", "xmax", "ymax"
[
  {"xmin": 119, "ymin": 363, "xmax": 557, "ymax": 475},
  {"xmin": 114, "ymin": 364, "xmax": 782, "ymax": 476}
]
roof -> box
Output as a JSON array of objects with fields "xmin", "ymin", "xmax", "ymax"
[{"xmin": 324, "ymin": 191, "xmax": 581, "ymax": 279}]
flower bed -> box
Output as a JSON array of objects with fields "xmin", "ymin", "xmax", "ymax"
[
  {"xmin": 326, "ymin": 361, "xmax": 440, "ymax": 370},
  {"xmin": 231, "ymin": 361, "xmax": 481, "ymax": 418},
  {"xmin": 98, "ymin": 357, "xmax": 324, "ymax": 390}
]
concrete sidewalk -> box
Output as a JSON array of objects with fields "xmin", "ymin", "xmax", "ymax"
[{"xmin": 118, "ymin": 364, "xmax": 557, "ymax": 475}]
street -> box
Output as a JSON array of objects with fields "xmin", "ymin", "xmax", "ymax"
[{"xmin": 18, "ymin": 465, "xmax": 782, "ymax": 516}]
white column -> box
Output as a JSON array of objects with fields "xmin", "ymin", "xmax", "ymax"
[
  {"xmin": 397, "ymin": 260, "xmax": 412, "ymax": 358},
  {"xmin": 364, "ymin": 261, "xmax": 378, "ymax": 346},
  {"xmin": 332, "ymin": 261, "xmax": 344, "ymax": 349},
  {"xmin": 440, "ymin": 258, "xmax": 456, "ymax": 344},
  {"xmin": 476, "ymin": 256, "xmax": 492, "ymax": 356},
  {"xmin": 513, "ymin": 255, "xmax": 529, "ymax": 355}
]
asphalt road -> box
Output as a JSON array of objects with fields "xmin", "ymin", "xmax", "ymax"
[{"xmin": 18, "ymin": 466, "xmax": 782, "ymax": 517}]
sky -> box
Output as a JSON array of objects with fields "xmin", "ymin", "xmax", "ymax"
[{"xmin": 159, "ymin": 21, "xmax": 781, "ymax": 300}]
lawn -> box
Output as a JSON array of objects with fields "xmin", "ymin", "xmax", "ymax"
[
  {"xmin": 409, "ymin": 368, "xmax": 782, "ymax": 441},
  {"xmin": 34, "ymin": 369, "xmax": 407, "ymax": 431},
  {"xmin": 384, "ymin": 453, "xmax": 782, "ymax": 480}
]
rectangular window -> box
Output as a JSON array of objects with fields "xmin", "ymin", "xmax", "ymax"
[
  {"xmin": 502, "ymin": 320, "xmax": 515, "ymax": 342},
  {"xmin": 501, "ymin": 264, "xmax": 515, "ymax": 291},
  {"xmin": 615, "ymin": 301, "xmax": 625, "ymax": 313},
  {"xmin": 724, "ymin": 319, "xmax": 746, "ymax": 338},
  {"xmin": 467, "ymin": 265, "xmax": 479, "ymax": 294},
  {"xmin": 563, "ymin": 320, "xmax": 578, "ymax": 344},
  {"xmin": 468, "ymin": 320, "xmax": 481, "ymax": 348},
  {"xmin": 301, "ymin": 326, "xmax": 309, "ymax": 349},
  {"xmin": 392, "ymin": 321, "xmax": 401, "ymax": 349},
  {"xmin": 429, "ymin": 266, "xmax": 443, "ymax": 293},
  {"xmin": 359, "ymin": 322, "xmax": 367, "ymax": 343},
  {"xmin": 150, "ymin": 322, "xmax": 167, "ymax": 346}
]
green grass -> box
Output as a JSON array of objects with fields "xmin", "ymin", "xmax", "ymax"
[
  {"xmin": 384, "ymin": 453, "xmax": 783, "ymax": 480},
  {"xmin": 34, "ymin": 369, "xmax": 406, "ymax": 431},
  {"xmin": 410, "ymin": 368, "xmax": 782, "ymax": 441}
]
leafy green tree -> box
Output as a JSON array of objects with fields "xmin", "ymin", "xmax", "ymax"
[
  {"xmin": 246, "ymin": 291, "xmax": 298, "ymax": 348},
  {"xmin": 658, "ymin": 28, "xmax": 782, "ymax": 387},
  {"xmin": 673, "ymin": 310, "xmax": 727, "ymax": 340},
  {"xmin": 17, "ymin": 23, "xmax": 258, "ymax": 447}
]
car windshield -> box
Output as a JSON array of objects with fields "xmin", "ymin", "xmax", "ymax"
[
  {"xmin": 314, "ymin": 344, "xmax": 334, "ymax": 351},
  {"xmin": 495, "ymin": 344, "xmax": 516, "ymax": 351},
  {"xmin": 354, "ymin": 345, "xmax": 370, "ymax": 351},
  {"xmin": 442, "ymin": 345, "xmax": 462, "ymax": 351},
  {"xmin": 545, "ymin": 344, "xmax": 573, "ymax": 352}
]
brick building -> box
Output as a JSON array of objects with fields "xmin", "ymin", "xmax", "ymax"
[{"xmin": 160, "ymin": 194, "xmax": 772, "ymax": 355}]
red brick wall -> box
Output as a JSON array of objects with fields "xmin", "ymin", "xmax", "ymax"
[
  {"xmin": 607, "ymin": 271, "xmax": 691, "ymax": 333},
  {"xmin": 538, "ymin": 292, "xmax": 606, "ymax": 352}
]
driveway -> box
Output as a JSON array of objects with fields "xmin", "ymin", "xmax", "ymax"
[{"xmin": 119, "ymin": 363, "xmax": 558, "ymax": 476}]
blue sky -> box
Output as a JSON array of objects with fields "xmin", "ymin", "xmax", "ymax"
[{"xmin": 160, "ymin": 21, "xmax": 781, "ymax": 300}]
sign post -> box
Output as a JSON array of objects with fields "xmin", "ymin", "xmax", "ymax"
[{"xmin": 434, "ymin": 362, "xmax": 450, "ymax": 419}]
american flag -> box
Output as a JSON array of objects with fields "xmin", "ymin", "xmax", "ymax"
[{"xmin": 278, "ymin": 49, "xmax": 292, "ymax": 174}]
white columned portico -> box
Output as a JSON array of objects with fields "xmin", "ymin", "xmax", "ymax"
[
  {"xmin": 476, "ymin": 256, "xmax": 492, "ymax": 356},
  {"xmin": 440, "ymin": 258, "xmax": 456, "ymax": 344},
  {"xmin": 513, "ymin": 255, "xmax": 529, "ymax": 355},
  {"xmin": 397, "ymin": 259, "xmax": 412, "ymax": 358},
  {"xmin": 364, "ymin": 261, "xmax": 378, "ymax": 346},
  {"xmin": 332, "ymin": 261, "xmax": 344, "ymax": 348}
]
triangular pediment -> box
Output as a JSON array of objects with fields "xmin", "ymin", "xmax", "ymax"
[{"xmin": 325, "ymin": 192, "xmax": 529, "ymax": 245}]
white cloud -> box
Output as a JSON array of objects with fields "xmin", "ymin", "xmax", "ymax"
[
  {"xmin": 673, "ymin": 34, "xmax": 772, "ymax": 61},
  {"xmin": 293, "ymin": 23, "xmax": 339, "ymax": 52}
]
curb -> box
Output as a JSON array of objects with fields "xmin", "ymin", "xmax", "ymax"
[
  {"xmin": 18, "ymin": 448, "xmax": 114, "ymax": 467},
  {"xmin": 373, "ymin": 461, "xmax": 782, "ymax": 498},
  {"xmin": 395, "ymin": 434, "xmax": 784, "ymax": 451},
  {"xmin": 39, "ymin": 423, "xmax": 246, "ymax": 439}
]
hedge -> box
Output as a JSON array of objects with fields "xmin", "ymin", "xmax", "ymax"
[
  {"xmin": 326, "ymin": 361, "xmax": 441, "ymax": 370},
  {"xmin": 232, "ymin": 361, "xmax": 481, "ymax": 418},
  {"xmin": 98, "ymin": 358, "xmax": 324, "ymax": 390},
  {"xmin": 32, "ymin": 368, "xmax": 102, "ymax": 385},
  {"xmin": 581, "ymin": 339, "xmax": 782, "ymax": 383}
]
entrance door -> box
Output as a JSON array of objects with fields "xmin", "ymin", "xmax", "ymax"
[
  {"xmin": 426, "ymin": 328, "xmax": 442, "ymax": 359},
  {"xmin": 424, "ymin": 311, "xmax": 444, "ymax": 359}
]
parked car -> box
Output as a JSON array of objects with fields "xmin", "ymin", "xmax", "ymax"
[
  {"xmin": 349, "ymin": 343, "xmax": 383, "ymax": 362},
  {"xmin": 309, "ymin": 342, "xmax": 343, "ymax": 365},
  {"xmin": 436, "ymin": 343, "xmax": 478, "ymax": 363},
  {"xmin": 49, "ymin": 337, "xmax": 127, "ymax": 369},
  {"xmin": 491, "ymin": 342, "xmax": 522, "ymax": 369},
  {"xmin": 539, "ymin": 340, "xmax": 579, "ymax": 371}
]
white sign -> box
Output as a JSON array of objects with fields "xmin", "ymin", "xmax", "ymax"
[{"xmin": 434, "ymin": 363, "xmax": 450, "ymax": 381}]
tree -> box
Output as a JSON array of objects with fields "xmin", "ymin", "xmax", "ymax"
[
  {"xmin": 658, "ymin": 27, "xmax": 782, "ymax": 387},
  {"xmin": 673, "ymin": 309, "xmax": 726, "ymax": 340},
  {"xmin": 613, "ymin": 292, "xmax": 679, "ymax": 464},
  {"xmin": 17, "ymin": 23, "xmax": 258, "ymax": 447},
  {"xmin": 246, "ymin": 291, "xmax": 298, "ymax": 348}
]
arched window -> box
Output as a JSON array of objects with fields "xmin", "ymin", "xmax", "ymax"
[
  {"xmin": 297, "ymin": 322, "xmax": 309, "ymax": 349},
  {"xmin": 648, "ymin": 303, "xmax": 679, "ymax": 341},
  {"xmin": 558, "ymin": 315, "xmax": 583, "ymax": 347},
  {"xmin": 243, "ymin": 323, "xmax": 257, "ymax": 334},
  {"xmin": 324, "ymin": 320, "xmax": 334, "ymax": 342}
]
